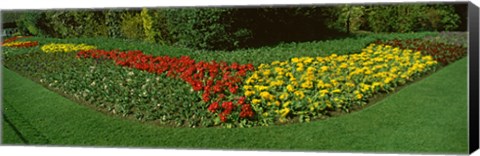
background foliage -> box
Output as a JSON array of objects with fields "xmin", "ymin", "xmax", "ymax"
[
  {"xmin": 4, "ymin": 3, "xmax": 466, "ymax": 50},
  {"xmin": 325, "ymin": 4, "xmax": 462, "ymax": 33}
]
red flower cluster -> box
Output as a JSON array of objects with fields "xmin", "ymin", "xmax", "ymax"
[{"xmin": 77, "ymin": 49, "xmax": 256, "ymax": 122}]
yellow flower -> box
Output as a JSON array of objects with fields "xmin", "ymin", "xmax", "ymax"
[
  {"xmin": 345, "ymin": 82, "xmax": 355, "ymax": 87},
  {"xmin": 294, "ymin": 91, "xmax": 305, "ymax": 99},
  {"xmin": 286, "ymin": 72, "xmax": 294, "ymax": 79},
  {"xmin": 317, "ymin": 80, "xmax": 325, "ymax": 88},
  {"xmin": 301, "ymin": 81, "xmax": 313, "ymax": 89},
  {"xmin": 384, "ymin": 77, "xmax": 394, "ymax": 84},
  {"xmin": 330, "ymin": 80, "xmax": 339, "ymax": 86},
  {"xmin": 279, "ymin": 93, "xmax": 289, "ymax": 100},
  {"xmin": 275, "ymin": 101, "xmax": 281, "ymax": 106},
  {"xmin": 296, "ymin": 67, "xmax": 304, "ymax": 72},
  {"xmin": 356, "ymin": 93, "xmax": 363, "ymax": 99},
  {"xmin": 364, "ymin": 70, "xmax": 373, "ymax": 75},
  {"xmin": 269, "ymin": 80, "xmax": 284, "ymax": 87},
  {"xmin": 287, "ymin": 84, "xmax": 295, "ymax": 92},
  {"xmin": 332, "ymin": 89, "xmax": 341, "ymax": 93},
  {"xmin": 361, "ymin": 84, "xmax": 370, "ymax": 92},
  {"xmin": 245, "ymin": 77, "xmax": 255, "ymax": 85},
  {"xmin": 274, "ymin": 67, "xmax": 284, "ymax": 73},
  {"xmin": 324, "ymin": 83, "xmax": 332, "ymax": 88},
  {"xmin": 280, "ymin": 108, "xmax": 290, "ymax": 117},
  {"xmin": 260, "ymin": 91, "xmax": 274, "ymax": 101},
  {"xmin": 252, "ymin": 99, "xmax": 261, "ymax": 104},
  {"xmin": 319, "ymin": 89, "xmax": 329, "ymax": 97},
  {"xmin": 244, "ymin": 90, "xmax": 255, "ymax": 97},
  {"xmin": 306, "ymin": 66, "xmax": 316, "ymax": 73},
  {"xmin": 426, "ymin": 61, "xmax": 437, "ymax": 66},
  {"xmin": 243, "ymin": 85, "xmax": 253, "ymax": 90},
  {"xmin": 254, "ymin": 85, "xmax": 269, "ymax": 91},
  {"xmin": 262, "ymin": 70, "xmax": 271, "ymax": 77},
  {"xmin": 303, "ymin": 57, "xmax": 314, "ymax": 64},
  {"xmin": 291, "ymin": 57, "xmax": 300, "ymax": 63},
  {"xmin": 320, "ymin": 66, "xmax": 329, "ymax": 72}
]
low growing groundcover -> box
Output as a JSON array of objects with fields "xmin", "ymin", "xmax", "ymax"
[{"xmin": 1, "ymin": 32, "xmax": 468, "ymax": 153}]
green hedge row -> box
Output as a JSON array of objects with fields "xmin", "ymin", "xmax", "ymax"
[{"xmin": 8, "ymin": 4, "xmax": 464, "ymax": 50}]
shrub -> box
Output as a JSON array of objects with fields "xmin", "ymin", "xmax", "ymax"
[
  {"xmin": 104, "ymin": 10, "xmax": 123, "ymax": 38},
  {"xmin": 119, "ymin": 10, "xmax": 145, "ymax": 41},
  {"xmin": 39, "ymin": 10, "xmax": 109, "ymax": 38},
  {"xmin": 365, "ymin": 4, "xmax": 460, "ymax": 33},
  {"xmin": 15, "ymin": 11, "xmax": 44, "ymax": 36},
  {"xmin": 164, "ymin": 8, "xmax": 241, "ymax": 50}
]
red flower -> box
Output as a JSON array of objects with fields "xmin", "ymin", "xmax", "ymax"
[
  {"xmin": 219, "ymin": 112, "xmax": 228, "ymax": 122},
  {"xmin": 229, "ymin": 85, "xmax": 238, "ymax": 94},
  {"xmin": 208, "ymin": 102, "xmax": 219, "ymax": 113},
  {"xmin": 239, "ymin": 104, "xmax": 254, "ymax": 118},
  {"xmin": 192, "ymin": 81, "xmax": 203, "ymax": 91},
  {"xmin": 221, "ymin": 101, "xmax": 234, "ymax": 114},
  {"xmin": 237, "ymin": 96, "xmax": 246, "ymax": 105},
  {"xmin": 217, "ymin": 94, "xmax": 225, "ymax": 101},
  {"xmin": 213, "ymin": 84, "xmax": 223, "ymax": 93},
  {"xmin": 202, "ymin": 92, "xmax": 211, "ymax": 102}
]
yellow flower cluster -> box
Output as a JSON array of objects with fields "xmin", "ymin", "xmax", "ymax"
[
  {"xmin": 41, "ymin": 43, "xmax": 96, "ymax": 53},
  {"xmin": 244, "ymin": 44, "xmax": 438, "ymax": 122}
]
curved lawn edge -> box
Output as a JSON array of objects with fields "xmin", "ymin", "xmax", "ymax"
[{"xmin": 1, "ymin": 57, "xmax": 468, "ymax": 154}]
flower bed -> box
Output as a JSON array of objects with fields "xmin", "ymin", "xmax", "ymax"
[
  {"xmin": 374, "ymin": 39, "xmax": 466, "ymax": 65},
  {"xmin": 1, "ymin": 36, "xmax": 38, "ymax": 48},
  {"xmin": 2, "ymin": 41, "xmax": 39, "ymax": 48},
  {"xmin": 243, "ymin": 44, "xmax": 438, "ymax": 123},
  {"xmin": 1, "ymin": 36, "xmax": 30, "ymax": 44},
  {"xmin": 41, "ymin": 43, "xmax": 96, "ymax": 53},
  {"xmin": 77, "ymin": 50, "xmax": 256, "ymax": 125},
  {"xmin": 4, "ymin": 38, "xmax": 443, "ymax": 127}
]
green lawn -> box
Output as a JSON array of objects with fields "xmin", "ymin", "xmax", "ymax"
[{"xmin": 1, "ymin": 54, "xmax": 468, "ymax": 154}]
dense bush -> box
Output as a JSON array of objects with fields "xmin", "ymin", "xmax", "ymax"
[
  {"xmin": 9, "ymin": 4, "xmax": 464, "ymax": 50},
  {"xmin": 326, "ymin": 4, "xmax": 462, "ymax": 33},
  {"xmin": 14, "ymin": 11, "xmax": 44, "ymax": 36},
  {"xmin": 119, "ymin": 10, "xmax": 145, "ymax": 41},
  {"xmin": 104, "ymin": 10, "xmax": 123, "ymax": 38},
  {"xmin": 40, "ymin": 10, "xmax": 108, "ymax": 38},
  {"xmin": 163, "ymin": 8, "xmax": 241, "ymax": 50}
]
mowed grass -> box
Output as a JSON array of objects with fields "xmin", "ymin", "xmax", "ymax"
[{"xmin": 1, "ymin": 54, "xmax": 468, "ymax": 154}]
